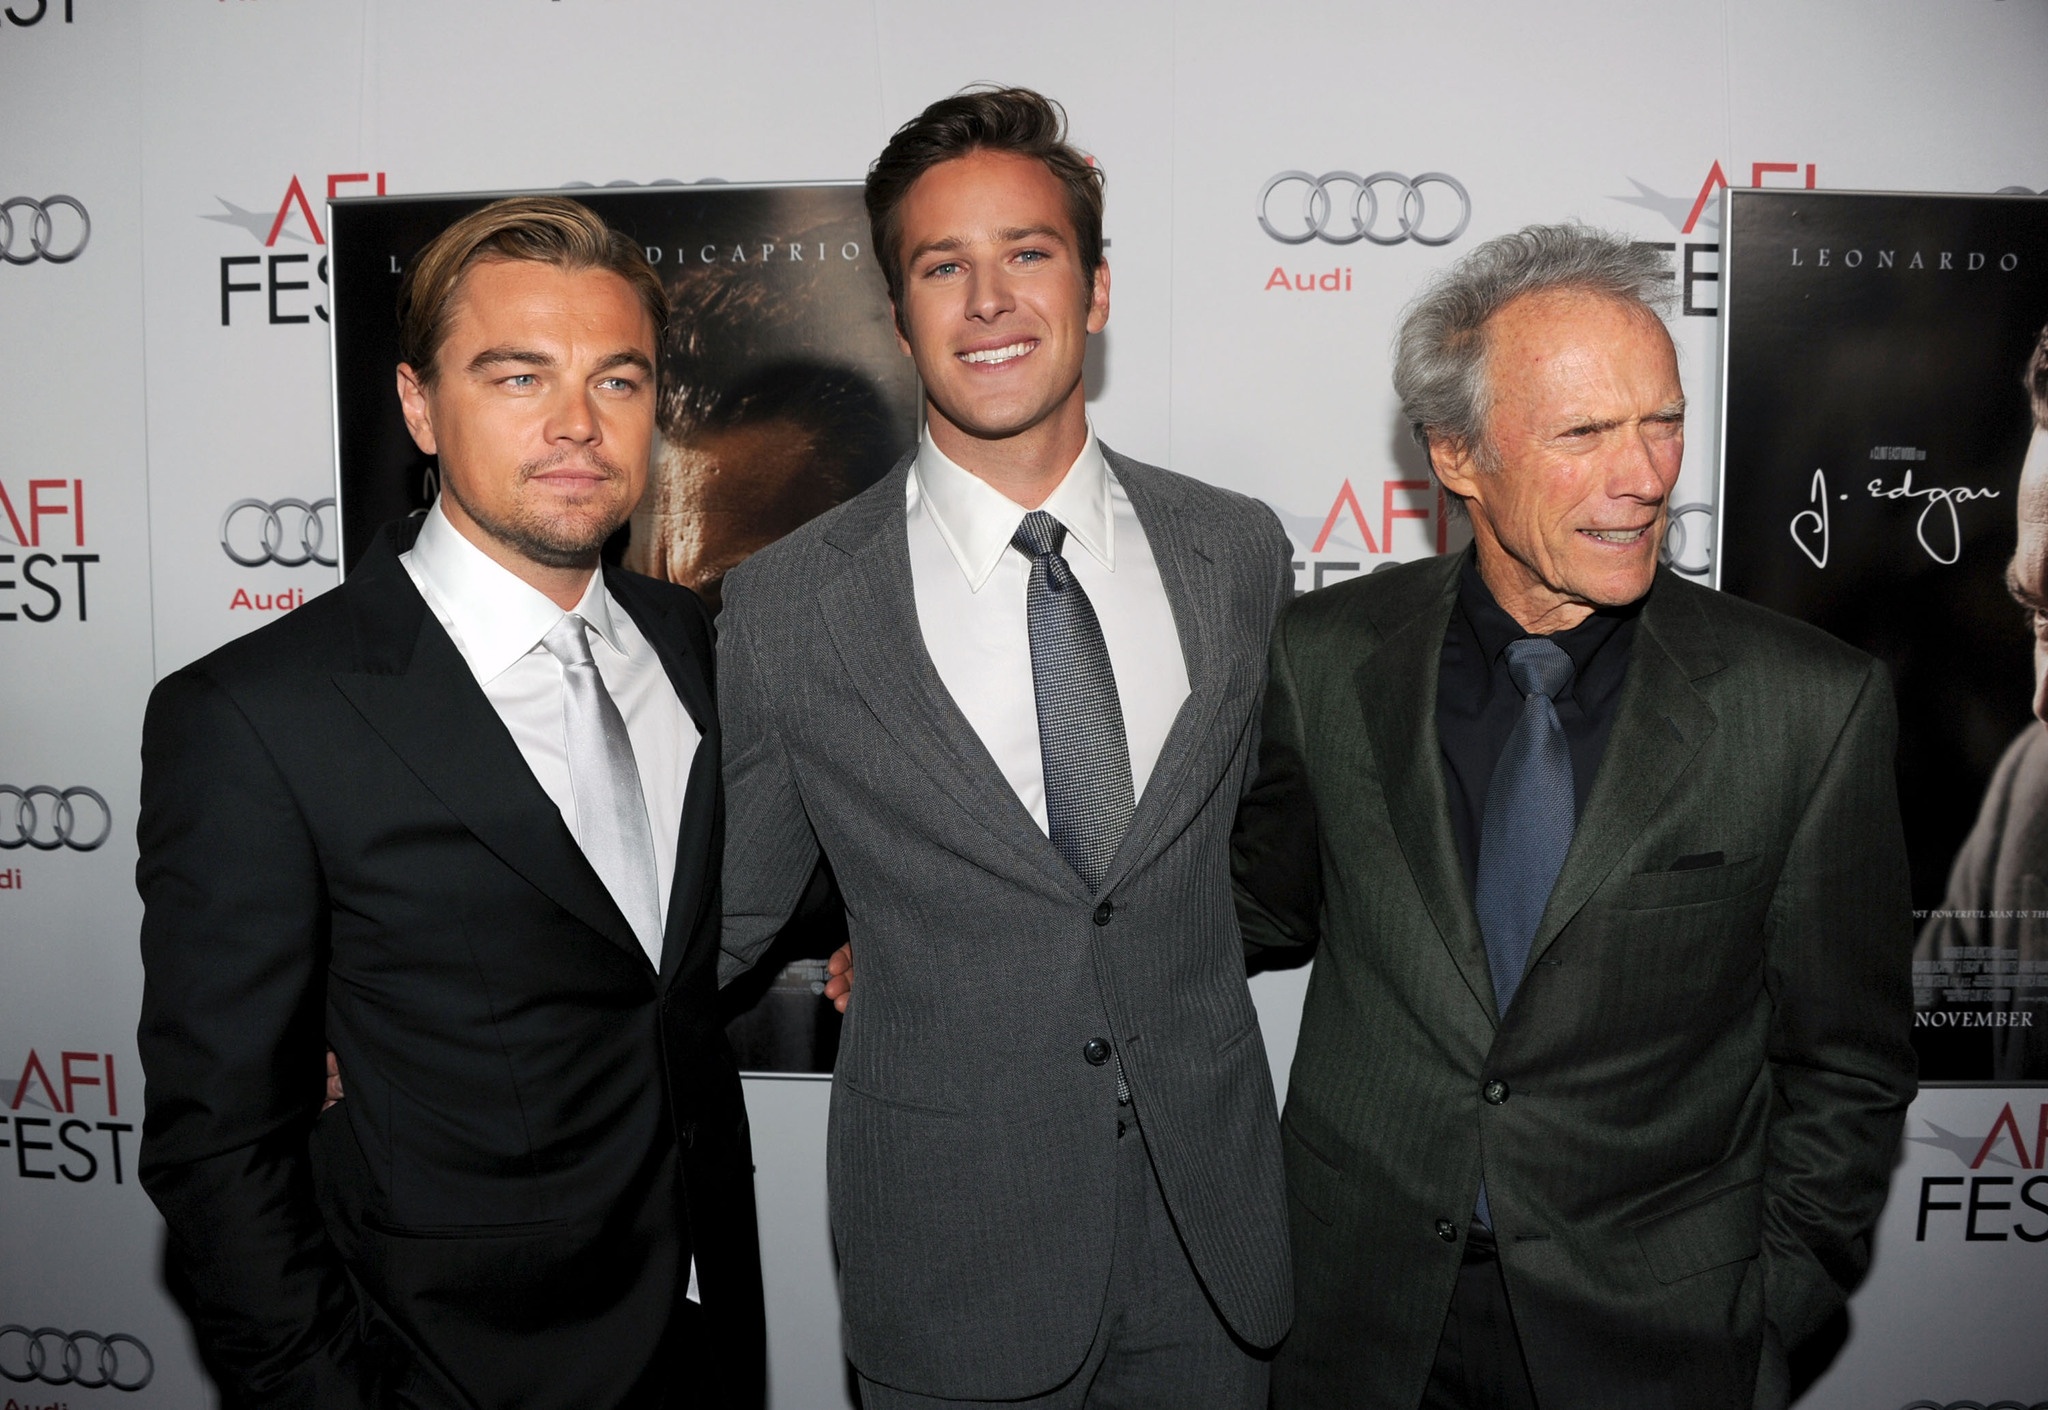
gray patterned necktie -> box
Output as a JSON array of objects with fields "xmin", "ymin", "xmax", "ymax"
[
  {"xmin": 1012, "ymin": 510, "xmax": 1135, "ymax": 894},
  {"xmin": 1474, "ymin": 636, "xmax": 1578, "ymax": 1016},
  {"xmin": 541, "ymin": 613, "xmax": 664, "ymax": 965}
]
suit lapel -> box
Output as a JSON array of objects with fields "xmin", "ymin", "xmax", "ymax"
[
  {"xmin": 605, "ymin": 567, "xmax": 720, "ymax": 989},
  {"xmin": 332, "ymin": 528, "xmax": 647, "ymax": 970},
  {"xmin": 817, "ymin": 462, "xmax": 1084, "ymax": 901},
  {"xmin": 1524, "ymin": 573, "xmax": 1719, "ymax": 969},
  {"xmin": 1357, "ymin": 555, "xmax": 1498, "ymax": 1022},
  {"xmin": 1096, "ymin": 452, "xmax": 1232, "ymax": 895}
]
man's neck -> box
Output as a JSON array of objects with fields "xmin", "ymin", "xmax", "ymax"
[
  {"xmin": 925, "ymin": 392, "xmax": 1089, "ymax": 510},
  {"xmin": 439, "ymin": 495, "xmax": 597, "ymax": 611},
  {"xmin": 1471, "ymin": 531, "xmax": 1594, "ymax": 636}
]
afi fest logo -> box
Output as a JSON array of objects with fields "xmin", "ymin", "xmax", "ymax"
[
  {"xmin": 1609, "ymin": 159, "xmax": 1819, "ymax": 317},
  {"xmin": 206, "ymin": 171, "xmax": 387, "ymax": 325},
  {"xmin": 1908, "ymin": 1099, "xmax": 2048, "ymax": 1244},
  {"xmin": 1277, "ymin": 478, "xmax": 1451, "ymax": 593},
  {"xmin": 0, "ymin": 476, "xmax": 96, "ymax": 623},
  {"xmin": 3, "ymin": 1048, "xmax": 134, "ymax": 1186}
]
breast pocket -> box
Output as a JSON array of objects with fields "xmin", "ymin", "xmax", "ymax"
[{"xmin": 1618, "ymin": 852, "xmax": 1767, "ymax": 912}]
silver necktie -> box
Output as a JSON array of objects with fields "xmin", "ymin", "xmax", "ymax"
[{"xmin": 541, "ymin": 613, "xmax": 663, "ymax": 966}]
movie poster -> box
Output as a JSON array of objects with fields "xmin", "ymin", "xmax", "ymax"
[
  {"xmin": 328, "ymin": 183, "xmax": 922, "ymax": 1074},
  {"xmin": 1716, "ymin": 188, "xmax": 2048, "ymax": 1082}
]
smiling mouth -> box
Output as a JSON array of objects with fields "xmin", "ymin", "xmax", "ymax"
[
  {"xmin": 1580, "ymin": 526, "xmax": 1651, "ymax": 545},
  {"xmin": 958, "ymin": 340, "xmax": 1037, "ymax": 367}
]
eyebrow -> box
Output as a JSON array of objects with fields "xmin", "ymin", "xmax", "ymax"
[
  {"xmin": 1556, "ymin": 398, "xmax": 1688, "ymax": 436},
  {"xmin": 905, "ymin": 225, "xmax": 1071, "ymax": 266},
  {"xmin": 465, "ymin": 346, "xmax": 654, "ymax": 378}
]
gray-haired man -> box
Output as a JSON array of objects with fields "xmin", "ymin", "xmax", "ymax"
[{"xmin": 1232, "ymin": 224, "xmax": 1916, "ymax": 1409}]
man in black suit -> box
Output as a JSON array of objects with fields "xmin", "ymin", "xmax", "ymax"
[
  {"xmin": 136, "ymin": 197, "xmax": 764, "ymax": 1409},
  {"xmin": 1234, "ymin": 224, "xmax": 1916, "ymax": 1409}
]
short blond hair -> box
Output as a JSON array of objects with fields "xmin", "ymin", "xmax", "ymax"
[{"xmin": 396, "ymin": 195, "xmax": 668, "ymax": 384}]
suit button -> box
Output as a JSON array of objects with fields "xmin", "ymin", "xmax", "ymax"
[
  {"xmin": 1436, "ymin": 1219, "xmax": 1458, "ymax": 1243},
  {"xmin": 1083, "ymin": 1037, "xmax": 1113, "ymax": 1066},
  {"xmin": 1483, "ymin": 1079, "xmax": 1510, "ymax": 1105},
  {"xmin": 1093, "ymin": 901, "xmax": 1115, "ymax": 926}
]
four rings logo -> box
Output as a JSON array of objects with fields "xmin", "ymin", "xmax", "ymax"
[
  {"xmin": 1, "ymin": 785, "xmax": 111, "ymax": 852},
  {"xmin": 1258, "ymin": 171, "xmax": 1470, "ymax": 247},
  {"xmin": 0, "ymin": 1326, "xmax": 153, "ymax": 1392},
  {"xmin": 0, "ymin": 195, "xmax": 89, "ymax": 266},
  {"xmin": 221, "ymin": 496, "xmax": 338, "ymax": 568}
]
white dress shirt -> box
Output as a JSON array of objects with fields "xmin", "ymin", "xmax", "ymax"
[
  {"xmin": 400, "ymin": 501, "xmax": 698, "ymax": 969},
  {"xmin": 907, "ymin": 426, "xmax": 1191, "ymax": 833}
]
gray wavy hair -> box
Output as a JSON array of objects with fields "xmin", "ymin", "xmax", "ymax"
[{"xmin": 1393, "ymin": 223, "xmax": 1675, "ymax": 476}]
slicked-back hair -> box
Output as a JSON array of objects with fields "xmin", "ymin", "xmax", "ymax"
[
  {"xmin": 2029, "ymin": 318, "xmax": 2048, "ymax": 430},
  {"xmin": 1393, "ymin": 223, "xmax": 1676, "ymax": 480},
  {"xmin": 397, "ymin": 195, "xmax": 669, "ymax": 386},
  {"xmin": 865, "ymin": 85, "xmax": 1105, "ymax": 328}
]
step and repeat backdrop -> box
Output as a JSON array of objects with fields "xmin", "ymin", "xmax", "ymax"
[{"xmin": 4, "ymin": 1, "xmax": 2046, "ymax": 1405}]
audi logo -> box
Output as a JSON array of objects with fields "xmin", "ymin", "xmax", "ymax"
[
  {"xmin": 1659, "ymin": 502, "xmax": 1715, "ymax": 577},
  {"xmin": 0, "ymin": 195, "xmax": 89, "ymax": 266},
  {"xmin": 1258, "ymin": 171, "xmax": 1470, "ymax": 247},
  {"xmin": 1, "ymin": 785, "xmax": 112, "ymax": 851},
  {"xmin": 221, "ymin": 496, "xmax": 338, "ymax": 568},
  {"xmin": 0, "ymin": 1326, "xmax": 153, "ymax": 1392}
]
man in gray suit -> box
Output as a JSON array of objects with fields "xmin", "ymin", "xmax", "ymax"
[
  {"xmin": 718, "ymin": 87, "xmax": 1292, "ymax": 1408},
  {"xmin": 1233, "ymin": 225, "xmax": 1917, "ymax": 1410}
]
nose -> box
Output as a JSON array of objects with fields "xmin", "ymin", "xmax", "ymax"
[
  {"xmin": 964, "ymin": 260, "xmax": 1014, "ymax": 324},
  {"xmin": 545, "ymin": 380, "xmax": 601, "ymax": 445},
  {"xmin": 1610, "ymin": 421, "xmax": 1681, "ymax": 503}
]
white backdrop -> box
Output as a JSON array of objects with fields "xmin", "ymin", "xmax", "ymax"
[{"xmin": 4, "ymin": 1, "xmax": 2045, "ymax": 1405}]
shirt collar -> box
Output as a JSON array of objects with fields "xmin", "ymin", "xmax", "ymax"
[
  {"xmin": 1455, "ymin": 546, "xmax": 1642, "ymax": 689},
  {"xmin": 911, "ymin": 424, "xmax": 1114, "ymax": 592},
  {"xmin": 407, "ymin": 499, "xmax": 620, "ymax": 685}
]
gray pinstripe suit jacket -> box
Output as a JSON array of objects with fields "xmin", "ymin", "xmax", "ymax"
[{"xmin": 716, "ymin": 447, "xmax": 1295, "ymax": 1400}]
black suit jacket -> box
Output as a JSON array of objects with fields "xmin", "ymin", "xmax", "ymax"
[
  {"xmin": 136, "ymin": 519, "xmax": 765, "ymax": 1409},
  {"xmin": 1234, "ymin": 556, "xmax": 1917, "ymax": 1410}
]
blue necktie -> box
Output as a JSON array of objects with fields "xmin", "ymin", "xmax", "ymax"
[
  {"xmin": 1012, "ymin": 510, "xmax": 1135, "ymax": 894},
  {"xmin": 1471, "ymin": 636, "xmax": 1576, "ymax": 1228},
  {"xmin": 1474, "ymin": 636, "xmax": 1577, "ymax": 1017}
]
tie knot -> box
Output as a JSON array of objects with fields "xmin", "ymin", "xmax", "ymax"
[
  {"xmin": 541, "ymin": 613, "xmax": 596, "ymax": 668},
  {"xmin": 1011, "ymin": 510, "xmax": 1069, "ymax": 561},
  {"xmin": 1504, "ymin": 636, "xmax": 1574, "ymax": 700}
]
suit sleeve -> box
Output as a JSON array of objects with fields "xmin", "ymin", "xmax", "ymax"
[
  {"xmin": 1757, "ymin": 658, "xmax": 1918, "ymax": 1359},
  {"xmin": 1232, "ymin": 595, "xmax": 1325, "ymax": 962},
  {"xmin": 717, "ymin": 576, "xmax": 823, "ymax": 986},
  {"xmin": 136, "ymin": 669, "xmax": 374, "ymax": 1408}
]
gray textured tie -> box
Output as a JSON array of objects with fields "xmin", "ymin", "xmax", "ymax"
[
  {"xmin": 1471, "ymin": 636, "xmax": 1576, "ymax": 1228},
  {"xmin": 1474, "ymin": 636, "xmax": 1578, "ymax": 1016},
  {"xmin": 541, "ymin": 614, "xmax": 664, "ymax": 965},
  {"xmin": 1012, "ymin": 510, "xmax": 1136, "ymax": 895}
]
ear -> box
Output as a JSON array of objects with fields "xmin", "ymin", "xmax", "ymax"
[
  {"xmin": 1085, "ymin": 256, "xmax": 1110, "ymax": 335},
  {"xmin": 1428, "ymin": 432, "xmax": 1483, "ymax": 504},
  {"xmin": 890, "ymin": 301, "xmax": 913, "ymax": 359},
  {"xmin": 396, "ymin": 363, "xmax": 438, "ymax": 456}
]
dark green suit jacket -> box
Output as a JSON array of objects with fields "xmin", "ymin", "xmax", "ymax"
[{"xmin": 1233, "ymin": 553, "xmax": 1916, "ymax": 1410}]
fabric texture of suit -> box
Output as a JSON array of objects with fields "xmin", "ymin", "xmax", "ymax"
[
  {"xmin": 1232, "ymin": 552, "xmax": 1917, "ymax": 1410},
  {"xmin": 136, "ymin": 517, "xmax": 765, "ymax": 1409},
  {"xmin": 717, "ymin": 447, "xmax": 1294, "ymax": 1401}
]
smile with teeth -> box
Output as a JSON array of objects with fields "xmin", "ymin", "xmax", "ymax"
[
  {"xmin": 1581, "ymin": 527, "xmax": 1650, "ymax": 544},
  {"xmin": 960, "ymin": 340, "xmax": 1036, "ymax": 366}
]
